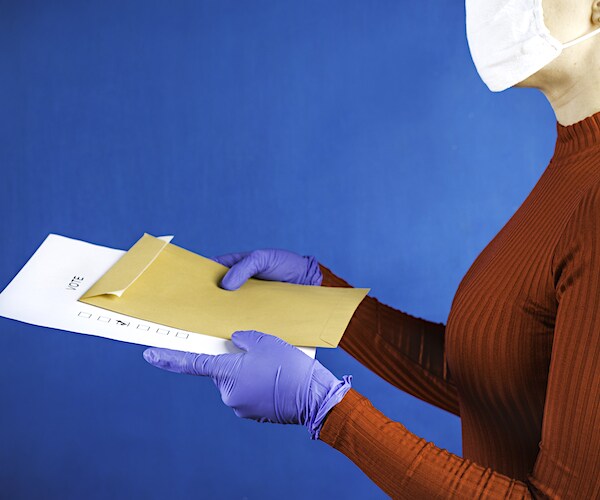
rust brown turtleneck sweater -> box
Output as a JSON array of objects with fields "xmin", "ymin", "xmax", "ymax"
[{"xmin": 318, "ymin": 111, "xmax": 600, "ymax": 499}]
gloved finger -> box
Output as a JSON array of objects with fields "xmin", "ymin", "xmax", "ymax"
[
  {"xmin": 220, "ymin": 251, "xmax": 267, "ymax": 290},
  {"xmin": 230, "ymin": 330, "xmax": 265, "ymax": 352},
  {"xmin": 209, "ymin": 251, "xmax": 250, "ymax": 268},
  {"xmin": 143, "ymin": 348, "xmax": 217, "ymax": 376}
]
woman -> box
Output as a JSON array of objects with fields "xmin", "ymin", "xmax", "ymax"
[{"xmin": 143, "ymin": 1, "xmax": 600, "ymax": 497}]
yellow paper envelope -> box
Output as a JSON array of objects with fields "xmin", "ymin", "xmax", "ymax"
[{"xmin": 79, "ymin": 234, "xmax": 370, "ymax": 348}]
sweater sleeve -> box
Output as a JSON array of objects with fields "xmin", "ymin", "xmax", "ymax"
[
  {"xmin": 318, "ymin": 182, "xmax": 600, "ymax": 499},
  {"xmin": 319, "ymin": 389, "xmax": 532, "ymax": 499},
  {"xmin": 318, "ymin": 263, "xmax": 460, "ymax": 416}
]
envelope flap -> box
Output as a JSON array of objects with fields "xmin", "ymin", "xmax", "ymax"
[{"xmin": 80, "ymin": 233, "xmax": 173, "ymax": 298}]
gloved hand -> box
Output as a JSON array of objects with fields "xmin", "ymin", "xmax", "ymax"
[
  {"xmin": 143, "ymin": 330, "xmax": 352, "ymax": 440},
  {"xmin": 209, "ymin": 249, "xmax": 323, "ymax": 290}
]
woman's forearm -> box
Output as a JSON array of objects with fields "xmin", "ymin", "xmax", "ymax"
[{"xmin": 319, "ymin": 263, "xmax": 460, "ymax": 416}]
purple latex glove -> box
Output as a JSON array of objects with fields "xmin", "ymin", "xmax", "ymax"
[
  {"xmin": 143, "ymin": 330, "xmax": 352, "ymax": 440},
  {"xmin": 209, "ymin": 249, "xmax": 323, "ymax": 290}
]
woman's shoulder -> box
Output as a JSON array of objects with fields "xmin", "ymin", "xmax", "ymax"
[{"xmin": 552, "ymin": 174, "xmax": 600, "ymax": 278}]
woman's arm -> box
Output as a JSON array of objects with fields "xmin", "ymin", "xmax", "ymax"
[
  {"xmin": 319, "ymin": 263, "xmax": 460, "ymax": 417},
  {"xmin": 320, "ymin": 388, "xmax": 533, "ymax": 498}
]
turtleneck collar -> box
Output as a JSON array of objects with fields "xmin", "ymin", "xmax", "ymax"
[{"xmin": 554, "ymin": 110, "xmax": 600, "ymax": 158}]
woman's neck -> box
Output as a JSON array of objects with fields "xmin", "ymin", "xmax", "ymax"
[
  {"xmin": 539, "ymin": 50, "xmax": 600, "ymax": 126},
  {"xmin": 545, "ymin": 79, "xmax": 600, "ymax": 126}
]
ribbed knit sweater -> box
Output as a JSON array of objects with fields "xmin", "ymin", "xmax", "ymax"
[{"xmin": 318, "ymin": 111, "xmax": 600, "ymax": 499}]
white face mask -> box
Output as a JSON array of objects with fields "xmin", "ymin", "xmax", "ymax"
[{"xmin": 466, "ymin": 0, "xmax": 600, "ymax": 92}]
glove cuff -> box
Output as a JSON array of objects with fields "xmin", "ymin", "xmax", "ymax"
[
  {"xmin": 306, "ymin": 372, "xmax": 353, "ymax": 440},
  {"xmin": 303, "ymin": 255, "xmax": 323, "ymax": 286}
]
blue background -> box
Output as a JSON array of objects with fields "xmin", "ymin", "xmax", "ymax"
[{"xmin": 0, "ymin": 1, "xmax": 558, "ymax": 499}]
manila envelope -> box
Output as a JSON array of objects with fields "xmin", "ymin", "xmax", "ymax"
[{"xmin": 79, "ymin": 234, "xmax": 370, "ymax": 348}]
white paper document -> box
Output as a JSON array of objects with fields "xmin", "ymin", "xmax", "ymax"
[{"xmin": 0, "ymin": 234, "xmax": 316, "ymax": 357}]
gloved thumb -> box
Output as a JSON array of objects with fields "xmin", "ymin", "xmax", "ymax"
[
  {"xmin": 220, "ymin": 253, "xmax": 263, "ymax": 290},
  {"xmin": 230, "ymin": 330, "xmax": 264, "ymax": 352},
  {"xmin": 209, "ymin": 251, "xmax": 250, "ymax": 268},
  {"xmin": 143, "ymin": 348, "xmax": 216, "ymax": 376}
]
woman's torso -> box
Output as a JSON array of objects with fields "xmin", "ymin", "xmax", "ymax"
[{"xmin": 445, "ymin": 115, "xmax": 600, "ymax": 480}]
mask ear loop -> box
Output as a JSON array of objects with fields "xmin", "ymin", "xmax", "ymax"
[{"xmin": 562, "ymin": 26, "xmax": 600, "ymax": 49}]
